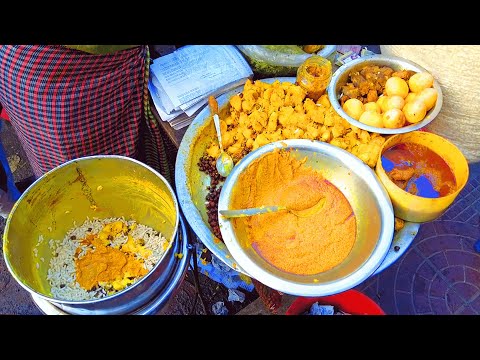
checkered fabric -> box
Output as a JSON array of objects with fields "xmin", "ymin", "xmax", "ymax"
[{"xmin": 0, "ymin": 45, "xmax": 172, "ymax": 183}]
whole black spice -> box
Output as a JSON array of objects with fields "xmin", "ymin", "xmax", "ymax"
[{"xmin": 198, "ymin": 155, "xmax": 225, "ymax": 241}]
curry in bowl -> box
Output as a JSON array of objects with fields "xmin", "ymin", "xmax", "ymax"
[
  {"xmin": 381, "ymin": 142, "xmax": 456, "ymax": 198},
  {"xmin": 375, "ymin": 131, "xmax": 469, "ymax": 223}
]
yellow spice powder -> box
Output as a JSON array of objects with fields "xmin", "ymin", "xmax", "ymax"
[{"xmin": 230, "ymin": 149, "xmax": 356, "ymax": 275}]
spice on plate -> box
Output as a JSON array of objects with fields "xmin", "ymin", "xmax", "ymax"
[{"xmin": 230, "ymin": 148, "xmax": 356, "ymax": 275}]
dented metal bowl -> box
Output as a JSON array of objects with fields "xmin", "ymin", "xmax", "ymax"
[{"xmin": 217, "ymin": 139, "xmax": 395, "ymax": 297}]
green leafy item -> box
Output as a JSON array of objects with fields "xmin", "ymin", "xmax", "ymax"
[{"xmin": 239, "ymin": 45, "xmax": 310, "ymax": 78}]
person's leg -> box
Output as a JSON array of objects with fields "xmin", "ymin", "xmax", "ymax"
[{"xmin": 141, "ymin": 46, "xmax": 175, "ymax": 185}]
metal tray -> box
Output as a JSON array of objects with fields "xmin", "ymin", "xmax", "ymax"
[{"xmin": 175, "ymin": 77, "xmax": 419, "ymax": 276}]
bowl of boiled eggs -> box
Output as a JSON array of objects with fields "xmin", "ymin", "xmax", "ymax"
[{"xmin": 326, "ymin": 54, "xmax": 443, "ymax": 135}]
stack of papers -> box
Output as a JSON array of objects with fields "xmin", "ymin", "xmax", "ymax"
[{"xmin": 148, "ymin": 45, "xmax": 253, "ymax": 130}]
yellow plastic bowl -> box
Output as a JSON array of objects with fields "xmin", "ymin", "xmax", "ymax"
[{"xmin": 375, "ymin": 131, "xmax": 469, "ymax": 223}]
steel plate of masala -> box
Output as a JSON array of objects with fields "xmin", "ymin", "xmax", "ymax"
[{"xmin": 218, "ymin": 139, "xmax": 395, "ymax": 297}]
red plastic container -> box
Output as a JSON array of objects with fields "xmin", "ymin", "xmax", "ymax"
[{"xmin": 286, "ymin": 289, "xmax": 385, "ymax": 315}]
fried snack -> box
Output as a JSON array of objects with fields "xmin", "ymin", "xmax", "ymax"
[
  {"xmin": 342, "ymin": 65, "xmax": 395, "ymax": 104},
  {"xmin": 394, "ymin": 217, "xmax": 405, "ymax": 232},
  {"xmin": 205, "ymin": 79, "xmax": 385, "ymax": 168},
  {"xmin": 391, "ymin": 69, "xmax": 416, "ymax": 81},
  {"xmin": 303, "ymin": 45, "xmax": 325, "ymax": 54}
]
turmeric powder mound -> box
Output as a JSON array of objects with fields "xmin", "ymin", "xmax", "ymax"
[
  {"xmin": 75, "ymin": 243, "xmax": 148, "ymax": 291},
  {"xmin": 75, "ymin": 221, "xmax": 149, "ymax": 292},
  {"xmin": 47, "ymin": 218, "xmax": 169, "ymax": 301},
  {"xmin": 230, "ymin": 148, "xmax": 356, "ymax": 275}
]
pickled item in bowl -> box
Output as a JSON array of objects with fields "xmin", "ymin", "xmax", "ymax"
[
  {"xmin": 403, "ymin": 100, "xmax": 427, "ymax": 123},
  {"xmin": 343, "ymin": 98, "xmax": 364, "ymax": 120},
  {"xmin": 359, "ymin": 110, "xmax": 383, "ymax": 128},
  {"xmin": 415, "ymin": 88, "xmax": 438, "ymax": 111},
  {"xmin": 383, "ymin": 109, "xmax": 406, "ymax": 129},
  {"xmin": 385, "ymin": 77, "xmax": 409, "ymax": 98},
  {"xmin": 408, "ymin": 72, "xmax": 435, "ymax": 93}
]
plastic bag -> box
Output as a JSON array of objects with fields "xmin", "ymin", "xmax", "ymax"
[{"xmin": 236, "ymin": 45, "xmax": 337, "ymax": 78}]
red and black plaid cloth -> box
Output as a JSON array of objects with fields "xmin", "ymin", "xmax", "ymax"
[{"xmin": 0, "ymin": 45, "xmax": 172, "ymax": 181}]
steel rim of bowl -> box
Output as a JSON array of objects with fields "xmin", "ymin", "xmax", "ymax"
[
  {"xmin": 3, "ymin": 154, "xmax": 180, "ymax": 305},
  {"xmin": 217, "ymin": 139, "xmax": 395, "ymax": 296},
  {"xmin": 326, "ymin": 54, "xmax": 444, "ymax": 135}
]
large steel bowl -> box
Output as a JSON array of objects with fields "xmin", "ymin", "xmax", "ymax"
[
  {"xmin": 217, "ymin": 139, "xmax": 395, "ymax": 297},
  {"xmin": 3, "ymin": 155, "xmax": 180, "ymax": 315},
  {"xmin": 327, "ymin": 54, "xmax": 443, "ymax": 135}
]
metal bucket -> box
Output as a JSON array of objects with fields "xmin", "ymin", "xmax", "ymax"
[{"xmin": 3, "ymin": 155, "xmax": 184, "ymax": 315}]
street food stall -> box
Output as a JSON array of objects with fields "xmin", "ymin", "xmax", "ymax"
[
  {"xmin": 157, "ymin": 45, "xmax": 469, "ymax": 313},
  {"xmin": 1, "ymin": 45, "xmax": 472, "ymax": 315}
]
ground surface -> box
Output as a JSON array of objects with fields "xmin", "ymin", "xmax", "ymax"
[{"xmin": 355, "ymin": 165, "xmax": 480, "ymax": 315}]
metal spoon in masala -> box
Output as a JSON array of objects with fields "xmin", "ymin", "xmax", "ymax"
[
  {"xmin": 208, "ymin": 96, "xmax": 234, "ymax": 178},
  {"xmin": 219, "ymin": 197, "xmax": 326, "ymax": 219}
]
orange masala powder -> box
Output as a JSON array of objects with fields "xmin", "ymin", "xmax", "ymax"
[
  {"xmin": 230, "ymin": 148, "xmax": 356, "ymax": 275},
  {"xmin": 75, "ymin": 237, "xmax": 148, "ymax": 291}
]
